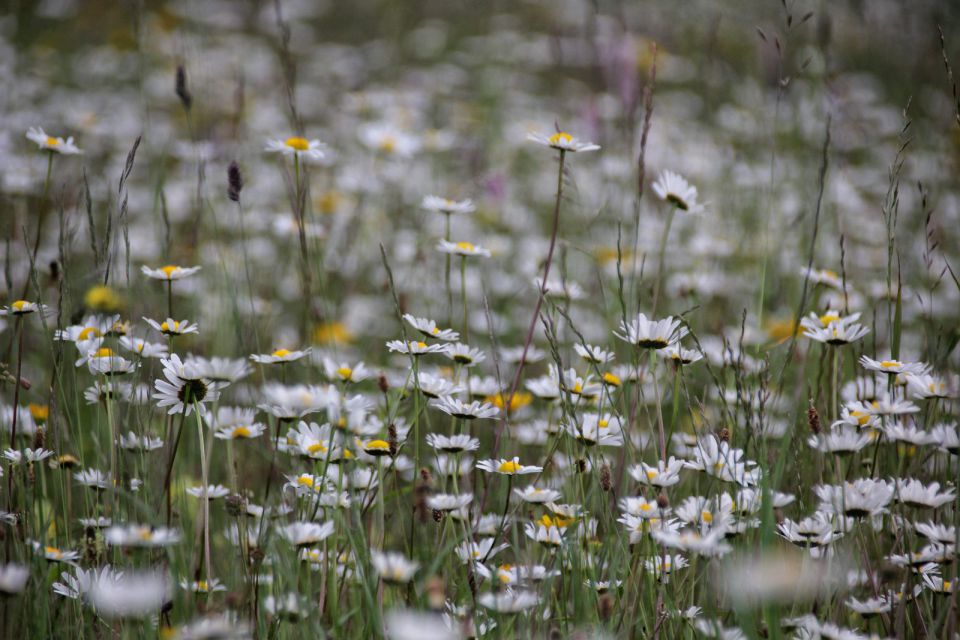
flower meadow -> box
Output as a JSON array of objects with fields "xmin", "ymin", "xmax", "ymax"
[{"xmin": 2, "ymin": 1, "xmax": 960, "ymax": 638}]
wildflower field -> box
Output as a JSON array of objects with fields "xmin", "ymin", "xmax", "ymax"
[{"xmin": 3, "ymin": 0, "xmax": 960, "ymax": 638}]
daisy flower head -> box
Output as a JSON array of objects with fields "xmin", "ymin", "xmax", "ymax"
[
  {"xmin": 800, "ymin": 267, "xmax": 843, "ymax": 289},
  {"xmin": 615, "ymin": 312, "xmax": 687, "ymax": 349},
  {"xmin": 425, "ymin": 432, "xmax": 479, "ymax": 453},
  {"xmin": 628, "ymin": 457, "xmax": 685, "ymax": 488},
  {"xmin": 444, "ymin": 343, "xmax": 486, "ymax": 366},
  {"xmin": 371, "ymin": 551, "xmax": 419, "ymax": 584},
  {"xmin": 526, "ymin": 130, "xmax": 600, "ymax": 153},
  {"xmin": 437, "ymin": 239, "xmax": 491, "ymax": 258},
  {"xmin": 153, "ymin": 354, "xmax": 218, "ymax": 416},
  {"xmin": 359, "ymin": 124, "xmax": 420, "ymax": 157},
  {"xmin": 1, "ymin": 300, "xmax": 47, "ymax": 317},
  {"xmin": 658, "ymin": 344, "xmax": 704, "ymax": 365},
  {"xmin": 477, "ymin": 457, "xmax": 542, "ymax": 475},
  {"xmin": 118, "ymin": 336, "xmax": 168, "ymax": 359},
  {"xmin": 652, "ymin": 170, "xmax": 704, "ymax": 213},
  {"xmin": 86, "ymin": 347, "xmax": 138, "ymax": 376},
  {"xmin": 402, "ymin": 314, "xmax": 460, "ymax": 341},
  {"xmin": 429, "ymin": 395, "xmax": 500, "ymax": 420},
  {"xmin": 574, "ymin": 343, "xmax": 615, "ymax": 364},
  {"xmin": 386, "ymin": 339, "xmax": 448, "ymax": 356},
  {"xmin": 904, "ymin": 372, "xmax": 955, "ymax": 399},
  {"xmin": 0, "ymin": 564, "xmax": 29, "ymax": 595},
  {"xmin": 801, "ymin": 311, "xmax": 870, "ymax": 346},
  {"xmin": 144, "ymin": 317, "xmax": 199, "ymax": 337},
  {"xmin": 265, "ymin": 136, "xmax": 327, "ymax": 161},
  {"xmin": 26, "ymin": 127, "xmax": 82, "ymax": 155},
  {"xmin": 140, "ymin": 265, "xmax": 201, "ymax": 281},
  {"xmin": 277, "ymin": 521, "xmax": 335, "ymax": 547},
  {"xmin": 322, "ymin": 358, "xmax": 371, "ymax": 383},
  {"xmin": 478, "ymin": 588, "xmax": 539, "ymax": 613},
  {"xmin": 421, "ymin": 195, "xmax": 475, "ymax": 215},
  {"xmin": 251, "ymin": 347, "xmax": 311, "ymax": 364},
  {"xmin": 411, "ymin": 371, "xmax": 463, "ymax": 398}
]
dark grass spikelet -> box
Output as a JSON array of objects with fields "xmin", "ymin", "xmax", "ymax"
[
  {"xmin": 227, "ymin": 161, "xmax": 243, "ymax": 202},
  {"xmin": 807, "ymin": 402, "xmax": 822, "ymax": 435},
  {"xmin": 175, "ymin": 65, "xmax": 192, "ymax": 110},
  {"xmin": 600, "ymin": 465, "xmax": 612, "ymax": 492}
]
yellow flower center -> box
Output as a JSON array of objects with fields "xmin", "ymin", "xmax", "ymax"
[
  {"xmin": 498, "ymin": 460, "xmax": 521, "ymax": 474},
  {"xmin": 160, "ymin": 265, "xmax": 179, "ymax": 277},
  {"xmin": 197, "ymin": 580, "xmax": 209, "ymax": 592},
  {"xmin": 29, "ymin": 404, "xmax": 50, "ymax": 420},
  {"xmin": 702, "ymin": 511, "xmax": 713, "ymax": 523},
  {"xmin": 307, "ymin": 443, "xmax": 327, "ymax": 455},
  {"xmin": 11, "ymin": 300, "xmax": 28, "ymax": 311},
  {"xmin": 232, "ymin": 426, "xmax": 252, "ymax": 438},
  {"xmin": 880, "ymin": 360, "xmax": 901, "ymax": 369},
  {"xmin": 337, "ymin": 366, "xmax": 353, "ymax": 380},
  {"xmin": 272, "ymin": 349, "xmax": 292, "ymax": 358},
  {"xmin": 548, "ymin": 132, "xmax": 573, "ymax": 146},
  {"xmin": 77, "ymin": 327, "xmax": 101, "ymax": 341},
  {"xmin": 572, "ymin": 382, "xmax": 583, "ymax": 394},
  {"xmin": 640, "ymin": 503, "xmax": 652, "ymax": 512},
  {"xmin": 94, "ymin": 347, "xmax": 114, "ymax": 358},
  {"xmin": 378, "ymin": 136, "xmax": 396, "ymax": 153},
  {"xmin": 430, "ymin": 327, "xmax": 440, "ymax": 334},
  {"xmin": 160, "ymin": 321, "xmax": 179, "ymax": 332},
  {"xmin": 819, "ymin": 313, "xmax": 840, "ymax": 325},
  {"xmin": 646, "ymin": 469, "xmax": 659, "ymax": 479},
  {"xmin": 46, "ymin": 136, "xmax": 60, "ymax": 146},
  {"xmin": 456, "ymin": 241, "xmax": 475, "ymax": 251},
  {"xmin": 415, "ymin": 341, "xmax": 427, "ymax": 349},
  {"xmin": 296, "ymin": 475, "xmax": 314, "ymax": 488},
  {"xmin": 45, "ymin": 546, "xmax": 61, "ymax": 556},
  {"xmin": 366, "ymin": 439, "xmax": 390, "ymax": 451},
  {"xmin": 603, "ymin": 372, "xmax": 621, "ymax": 386},
  {"xmin": 285, "ymin": 137, "xmax": 310, "ymax": 151},
  {"xmin": 598, "ymin": 419, "xmax": 609, "ymax": 428}
]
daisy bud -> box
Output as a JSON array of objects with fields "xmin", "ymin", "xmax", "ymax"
[
  {"xmin": 718, "ymin": 427, "xmax": 730, "ymax": 443},
  {"xmin": 227, "ymin": 161, "xmax": 243, "ymax": 202},
  {"xmin": 598, "ymin": 593, "xmax": 614, "ymax": 621},
  {"xmin": 18, "ymin": 377, "xmax": 31, "ymax": 391},
  {"xmin": 33, "ymin": 428, "xmax": 45, "ymax": 451},
  {"xmin": 249, "ymin": 548, "xmax": 265, "ymax": 566},
  {"xmin": 175, "ymin": 65, "xmax": 192, "ymax": 110},
  {"xmin": 225, "ymin": 494, "xmax": 245, "ymax": 517},
  {"xmin": 656, "ymin": 492, "xmax": 670, "ymax": 509},
  {"xmin": 576, "ymin": 459, "xmax": 587, "ymax": 473},
  {"xmin": 600, "ymin": 465, "xmax": 612, "ymax": 492},
  {"xmin": 807, "ymin": 403, "xmax": 822, "ymax": 435},
  {"xmin": 378, "ymin": 374, "xmax": 389, "ymax": 394},
  {"xmin": 432, "ymin": 509, "xmax": 443, "ymax": 523},
  {"xmin": 388, "ymin": 424, "xmax": 398, "ymax": 457}
]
